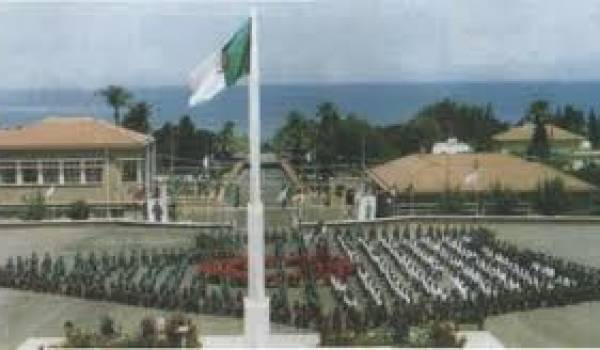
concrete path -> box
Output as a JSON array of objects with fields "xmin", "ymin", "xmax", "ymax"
[{"xmin": 459, "ymin": 330, "xmax": 504, "ymax": 348}]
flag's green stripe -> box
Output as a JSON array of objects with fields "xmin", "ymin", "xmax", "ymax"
[{"xmin": 222, "ymin": 19, "xmax": 251, "ymax": 87}]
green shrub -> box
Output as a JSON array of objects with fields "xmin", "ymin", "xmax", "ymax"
[
  {"xmin": 67, "ymin": 200, "xmax": 90, "ymax": 220},
  {"xmin": 21, "ymin": 191, "xmax": 46, "ymax": 220},
  {"xmin": 438, "ymin": 187, "xmax": 466, "ymax": 214},
  {"xmin": 430, "ymin": 321, "xmax": 465, "ymax": 347},
  {"xmin": 533, "ymin": 177, "xmax": 570, "ymax": 215},
  {"xmin": 486, "ymin": 182, "xmax": 520, "ymax": 215},
  {"xmin": 99, "ymin": 315, "xmax": 116, "ymax": 337},
  {"xmin": 62, "ymin": 316, "xmax": 200, "ymax": 348}
]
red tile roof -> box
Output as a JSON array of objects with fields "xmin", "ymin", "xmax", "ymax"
[
  {"xmin": 0, "ymin": 117, "xmax": 151, "ymax": 150},
  {"xmin": 368, "ymin": 153, "xmax": 595, "ymax": 193},
  {"xmin": 493, "ymin": 123, "xmax": 585, "ymax": 142}
]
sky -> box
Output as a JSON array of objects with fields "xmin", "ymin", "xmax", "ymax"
[{"xmin": 2, "ymin": 0, "xmax": 600, "ymax": 89}]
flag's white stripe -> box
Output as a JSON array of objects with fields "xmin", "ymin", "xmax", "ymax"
[{"xmin": 188, "ymin": 51, "xmax": 226, "ymax": 107}]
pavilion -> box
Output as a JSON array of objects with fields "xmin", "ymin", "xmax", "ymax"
[{"xmin": 0, "ymin": 116, "xmax": 156, "ymax": 219}]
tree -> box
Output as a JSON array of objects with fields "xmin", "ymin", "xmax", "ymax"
[
  {"xmin": 316, "ymin": 102, "xmax": 343, "ymax": 165},
  {"xmin": 152, "ymin": 116, "xmax": 218, "ymax": 171},
  {"xmin": 153, "ymin": 122, "xmax": 177, "ymax": 170},
  {"xmin": 527, "ymin": 114, "xmax": 550, "ymax": 159},
  {"xmin": 525, "ymin": 99, "xmax": 551, "ymax": 124},
  {"xmin": 97, "ymin": 85, "xmax": 132, "ymax": 125},
  {"xmin": 217, "ymin": 121, "xmax": 236, "ymax": 157},
  {"xmin": 533, "ymin": 177, "xmax": 570, "ymax": 215},
  {"xmin": 272, "ymin": 111, "xmax": 316, "ymax": 161},
  {"xmin": 408, "ymin": 99, "xmax": 508, "ymax": 152},
  {"xmin": 555, "ymin": 105, "xmax": 585, "ymax": 135},
  {"xmin": 122, "ymin": 102, "xmax": 151, "ymax": 134},
  {"xmin": 588, "ymin": 109, "xmax": 599, "ymax": 149},
  {"xmin": 271, "ymin": 100, "xmax": 508, "ymax": 164},
  {"xmin": 176, "ymin": 116, "xmax": 200, "ymax": 163}
]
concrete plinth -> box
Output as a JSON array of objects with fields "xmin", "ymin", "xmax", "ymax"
[
  {"xmin": 202, "ymin": 296, "xmax": 319, "ymax": 348},
  {"xmin": 201, "ymin": 332, "xmax": 321, "ymax": 348},
  {"xmin": 21, "ymin": 333, "xmax": 321, "ymax": 349},
  {"xmin": 244, "ymin": 296, "xmax": 271, "ymax": 344}
]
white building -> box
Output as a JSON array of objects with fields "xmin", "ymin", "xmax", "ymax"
[{"xmin": 432, "ymin": 138, "xmax": 473, "ymax": 155}]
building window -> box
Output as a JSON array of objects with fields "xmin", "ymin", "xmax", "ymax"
[
  {"xmin": 0, "ymin": 162, "xmax": 16, "ymax": 185},
  {"xmin": 121, "ymin": 160, "xmax": 138, "ymax": 182},
  {"xmin": 85, "ymin": 160, "xmax": 103, "ymax": 184},
  {"xmin": 21, "ymin": 161, "xmax": 38, "ymax": 184},
  {"xmin": 42, "ymin": 161, "xmax": 60, "ymax": 184},
  {"xmin": 64, "ymin": 161, "xmax": 81, "ymax": 184}
]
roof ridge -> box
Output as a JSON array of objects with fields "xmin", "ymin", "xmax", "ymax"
[
  {"xmin": 0, "ymin": 116, "xmax": 150, "ymax": 150},
  {"xmin": 493, "ymin": 122, "xmax": 585, "ymax": 141},
  {"xmin": 95, "ymin": 118, "xmax": 150, "ymax": 143},
  {"xmin": 367, "ymin": 152, "xmax": 596, "ymax": 193}
]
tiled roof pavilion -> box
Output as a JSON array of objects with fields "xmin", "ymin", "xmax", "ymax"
[
  {"xmin": 368, "ymin": 152, "xmax": 596, "ymax": 194},
  {"xmin": 493, "ymin": 123, "xmax": 585, "ymax": 142},
  {"xmin": 0, "ymin": 117, "xmax": 152, "ymax": 151}
]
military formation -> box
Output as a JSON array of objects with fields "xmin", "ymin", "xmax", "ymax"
[
  {"xmin": 325, "ymin": 224, "xmax": 600, "ymax": 330},
  {"xmin": 0, "ymin": 234, "xmax": 245, "ymax": 317},
  {"xmin": 1, "ymin": 224, "xmax": 599, "ymax": 341}
]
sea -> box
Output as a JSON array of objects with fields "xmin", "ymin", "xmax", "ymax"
[{"xmin": 2, "ymin": 81, "xmax": 600, "ymax": 138}]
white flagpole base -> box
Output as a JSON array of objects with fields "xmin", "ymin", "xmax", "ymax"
[
  {"xmin": 243, "ymin": 296, "xmax": 271, "ymax": 345},
  {"xmin": 202, "ymin": 296, "xmax": 320, "ymax": 348},
  {"xmin": 201, "ymin": 333, "xmax": 320, "ymax": 348}
]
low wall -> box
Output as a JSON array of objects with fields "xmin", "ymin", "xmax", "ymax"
[
  {"xmin": 301, "ymin": 214, "xmax": 600, "ymax": 230},
  {"xmin": 0, "ymin": 219, "xmax": 232, "ymax": 231}
]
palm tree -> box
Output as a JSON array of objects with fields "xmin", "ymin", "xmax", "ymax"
[
  {"xmin": 525, "ymin": 99, "xmax": 551, "ymax": 124},
  {"xmin": 122, "ymin": 101, "xmax": 152, "ymax": 133},
  {"xmin": 97, "ymin": 85, "xmax": 132, "ymax": 125}
]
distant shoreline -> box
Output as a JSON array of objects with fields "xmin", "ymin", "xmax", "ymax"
[
  {"xmin": 5, "ymin": 79, "xmax": 600, "ymax": 91},
  {"xmin": 2, "ymin": 81, "xmax": 600, "ymax": 137}
]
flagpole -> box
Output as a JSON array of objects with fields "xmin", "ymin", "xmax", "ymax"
[
  {"xmin": 244, "ymin": 6, "xmax": 270, "ymax": 346},
  {"xmin": 188, "ymin": 5, "xmax": 319, "ymax": 347}
]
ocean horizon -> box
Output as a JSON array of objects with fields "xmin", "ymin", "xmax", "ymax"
[{"xmin": 2, "ymin": 81, "xmax": 600, "ymax": 138}]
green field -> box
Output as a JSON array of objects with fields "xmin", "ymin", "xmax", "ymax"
[{"xmin": 485, "ymin": 222, "xmax": 600, "ymax": 347}]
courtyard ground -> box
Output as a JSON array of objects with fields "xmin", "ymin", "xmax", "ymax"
[
  {"xmin": 485, "ymin": 222, "xmax": 600, "ymax": 347},
  {"xmin": 3, "ymin": 221, "xmax": 600, "ymax": 348},
  {"xmin": 0, "ymin": 224, "xmax": 296, "ymax": 350}
]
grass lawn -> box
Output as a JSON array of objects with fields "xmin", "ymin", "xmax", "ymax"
[{"xmin": 484, "ymin": 222, "xmax": 600, "ymax": 347}]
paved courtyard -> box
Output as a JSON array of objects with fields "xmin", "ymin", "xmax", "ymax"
[
  {"xmin": 0, "ymin": 224, "xmax": 295, "ymax": 350},
  {"xmin": 2, "ymin": 221, "xmax": 600, "ymax": 348},
  {"xmin": 486, "ymin": 222, "xmax": 600, "ymax": 347}
]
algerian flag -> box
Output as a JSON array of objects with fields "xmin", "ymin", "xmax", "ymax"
[{"xmin": 188, "ymin": 19, "xmax": 251, "ymax": 106}]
